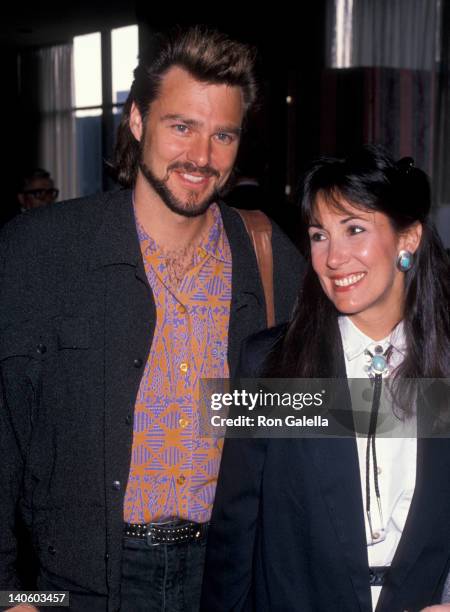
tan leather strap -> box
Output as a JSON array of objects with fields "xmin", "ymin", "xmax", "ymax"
[{"xmin": 234, "ymin": 208, "xmax": 275, "ymax": 328}]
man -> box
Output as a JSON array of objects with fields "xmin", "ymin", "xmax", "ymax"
[
  {"xmin": 17, "ymin": 168, "xmax": 59, "ymax": 211},
  {"xmin": 0, "ymin": 27, "xmax": 303, "ymax": 612}
]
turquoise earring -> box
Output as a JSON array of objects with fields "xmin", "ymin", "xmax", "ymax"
[{"xmin": 396, "ymin": 250, "xmax": 413, "ymax": 272}]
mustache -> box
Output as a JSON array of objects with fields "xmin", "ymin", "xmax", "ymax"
[{"xmin": 165, "ymin": 161, "xmax": 220, "ymax": 180}]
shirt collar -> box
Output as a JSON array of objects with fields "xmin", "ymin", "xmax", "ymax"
[
  {"xmin": 200, "ymin": 203, "xmax": 231, "ymax": 264},
  {"xmin": 133, "ymin": 199, "xmax": 231, "ymax": 264},
  {"xmin": 338, "ymin": 316, "xmax": 407, "ymax": 361}
]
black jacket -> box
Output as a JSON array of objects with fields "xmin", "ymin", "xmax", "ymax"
[
  {"xmin": 201, "ymin": 326, "xmax": 450, "ymax": 612},
  {"xmin": 0, "ymin": 190, "xmax": 303, "ymax": 611}
]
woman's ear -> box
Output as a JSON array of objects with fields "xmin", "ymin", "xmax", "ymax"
[{"xmin": 400, "ymin": 221, "xmax": 423, "ymax": 254}]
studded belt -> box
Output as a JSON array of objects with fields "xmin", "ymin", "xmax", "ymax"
[
  {"xmin": 369, "ymin": 566, "xmax": 389, "ymax": 587},
  {"xmin": 123, "ymin": 520, "xmax": 209, "ymax": 545}
]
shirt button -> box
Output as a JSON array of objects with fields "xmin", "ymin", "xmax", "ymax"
[
  {"xmin": 36, "ymin": 343, "xmax": 47, "ymax": 354},
  {"xmin": 112, "ymin": 480, "xmax": 121, "ymax": 490},
  {"xmin": 372, "ymin": 531, "xmax": 380, "ymax": 540},
  {"xmin": 377, "ymin": 466, "xmax": 382, "ymax": 475},
  {"xmin": 179, "ymin": 362, "xmax": 188, "ymax": 373},
  {"xmin": 133, "ymin": 358, "xmax": 143, "ymax": 368},
  {"xmin": 179, "ymin": 418, "xmax": 189, "ymax": 429},
  {"xmin": 177, "ymin": 475, "xmax": 186, "ymax": 485},
  {"xmin": 177, "ymin": 304, "xmax": 187, "ymax": 314},
  {"xmin": 48, "ymin": 545, "xmax": 56, "ymax": 555},
  {"xmin": 125, "ymin": 415, "xmax": 132, "ymax": 425}
]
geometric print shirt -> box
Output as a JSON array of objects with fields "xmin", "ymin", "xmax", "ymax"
[{"xmin": 123, "ymin": 203, "xmax": 231, "ymax": 523}]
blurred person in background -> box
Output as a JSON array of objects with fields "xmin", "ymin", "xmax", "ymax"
[{"xmin": 17, "ymin": 168, "xmax": 58, "ymax": 211}]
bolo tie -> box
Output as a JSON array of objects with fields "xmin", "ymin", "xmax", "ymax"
[{"xmin": 364, "ymin": 344, "xmax": 393, "ymax": 540}]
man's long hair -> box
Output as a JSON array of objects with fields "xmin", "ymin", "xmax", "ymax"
[{"xmin": 111, "ymin": 26, "xmax": 257, "ymax": 187}]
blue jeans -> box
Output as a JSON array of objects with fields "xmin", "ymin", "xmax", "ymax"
[
  {"xmin": 120, "ymin": 536, "xmax": 206, "ymax": 611},
  {"xmin": 38, "ymin": 536, "xmax": 206, "ymax": 611}
]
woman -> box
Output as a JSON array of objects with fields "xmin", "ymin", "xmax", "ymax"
[{"xmin": 201, "ymin": 146, "xmax": 450, "ymax": 612}]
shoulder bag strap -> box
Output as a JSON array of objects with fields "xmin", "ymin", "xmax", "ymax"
[{"xmin": 233, "ymin": 208, "xmax": 275, "ymax": 328}]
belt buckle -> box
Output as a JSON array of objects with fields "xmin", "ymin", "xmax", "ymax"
[
  {"xmin": 146, "ymin": 523, "xmax": 166, "ymax": 547},
  {"xmin": 145, "ymin": 519, "xmax": 177, "ymax": 546},
  {"xmin": 145, "ymin": 531, "xmax": 161, "ymax": 547}
]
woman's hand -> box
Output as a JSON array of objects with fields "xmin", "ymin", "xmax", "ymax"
[{"xmin": 419, "ymin": 605, "xmax": 450, "ymax": 611}]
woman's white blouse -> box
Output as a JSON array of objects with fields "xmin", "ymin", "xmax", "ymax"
[{"xmin": 338, "ymin": 316, "xmax": 417, "ymax": 611}]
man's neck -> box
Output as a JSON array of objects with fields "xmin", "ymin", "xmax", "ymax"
[{"xmin": 133, "ymin": 178, "xmax": 213, "ymax": 251}]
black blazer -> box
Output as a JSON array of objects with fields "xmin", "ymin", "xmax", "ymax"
[
  {"xmin": 201, "ymin": 326, "xmax": 450, "ymax": 612},
  {"xmin": 0, "ymin": 191, "xmax": 303, "ymax": 609}
]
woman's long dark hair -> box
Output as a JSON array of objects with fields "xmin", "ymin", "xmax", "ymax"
[{"xmin": 267, "ymin": 145, "xmax": 450, "ymax": 385}]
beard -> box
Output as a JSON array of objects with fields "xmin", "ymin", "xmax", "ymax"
[{"xmin": 139, "ymin": 159, "xmax": 227, "ymax": 218}]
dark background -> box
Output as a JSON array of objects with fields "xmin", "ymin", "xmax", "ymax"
[
  {"xmin": 0, "ymin": 1, "xmax": 336, "ymax": 235},
  {"xmin": 0, "ymin": 1, "xmax": 448, "ymax": 242}
]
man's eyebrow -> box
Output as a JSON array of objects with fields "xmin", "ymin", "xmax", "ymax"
[
  {"xmin": 160, "ymin": 114, "xmax": 241, "ymax": 135},
  {"xmin": 217, "ymin": 125, "xmax": 242, "ymax": 136},
  {"xmin": 160, "ymin": 114, "xmax": 202, "ymax": 127}
]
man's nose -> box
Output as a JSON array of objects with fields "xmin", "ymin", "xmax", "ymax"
[{"xmin": 187, "ymin": 134, "xmax": 212, "ymax": 167}]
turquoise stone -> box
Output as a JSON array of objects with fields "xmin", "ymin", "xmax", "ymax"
[
  {"xmin": 399, "ymin": 252, "xmax": 412, "ymax": 270},
  {"xmin": 371, "ymin": 354, "xmax": 387, "ymax": 374}
]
